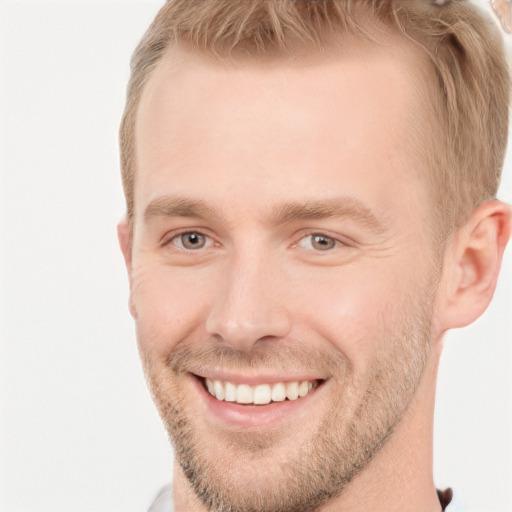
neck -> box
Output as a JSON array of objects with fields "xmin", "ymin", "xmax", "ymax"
[{"xmin": 172, "ymin": 341, "xmax": 444, "ymax": 512}]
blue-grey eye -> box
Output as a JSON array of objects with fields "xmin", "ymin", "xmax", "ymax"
[
  {"xmin": 311, "ymin": 234, "xmax": 336, "ymax": 250},
  {"xmin": 178, "ymin": 232, "xmax": 207, "ymax": 250},
  {"xmin": 299, "ymin": 234, "xmax": 337, "ymax": 251}
]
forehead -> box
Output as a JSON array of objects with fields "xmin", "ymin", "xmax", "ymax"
[{"xmin": 134, "ymin": 35, "xmax": 432, "ymax": 226}]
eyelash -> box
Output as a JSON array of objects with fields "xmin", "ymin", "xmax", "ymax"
[
  {"xmin": 162, "ymin": 229, "xmax": 214, "ymax": 251},
  {"xmin": 162, "ymin": 230, "xmax": 347, "ymax": 253},
  {"xmin": 296, "ymin": 232, "xmax": 345, "ymax": 252}
]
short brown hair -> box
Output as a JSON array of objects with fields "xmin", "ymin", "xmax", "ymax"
[{"xmin": 119, "ymin": 0, "xmax": 510, "ymax": 242}]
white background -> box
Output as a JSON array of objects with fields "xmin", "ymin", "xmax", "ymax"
[{"xmin": 0, "ymin": 1, "xmax": 510, "ymax": 511}]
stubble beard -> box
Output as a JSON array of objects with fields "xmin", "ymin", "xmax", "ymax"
[{"xmin": 140, "ymin": 291, "xmax": 435, "ymax": 512}]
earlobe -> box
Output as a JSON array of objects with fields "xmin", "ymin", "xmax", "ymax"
[
  {"xmin": 117, "ymin": 217, "xmax": 138, "ymax": 319},
  {"xmin": 437, "ymin": 200, "xmax": 511, "ymax": 330}
]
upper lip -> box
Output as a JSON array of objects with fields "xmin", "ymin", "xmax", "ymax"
[{"xmin": 191, "ymin": 370, "xmax": 326, "ymax": 386}]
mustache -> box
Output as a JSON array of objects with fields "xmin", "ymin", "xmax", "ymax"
[{"xmin": 165, "ymin": 342, "xmax": 347, "ymax": 378}]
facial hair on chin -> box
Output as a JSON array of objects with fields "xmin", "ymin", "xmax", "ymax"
[{"xmin": 140, "ymin": 292, "xmax": 434, "ymax": 512}]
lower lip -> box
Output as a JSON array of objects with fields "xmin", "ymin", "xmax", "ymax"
[{"xmin": 190, "ymin": 374, "xmax": 325, "ymax": 429}]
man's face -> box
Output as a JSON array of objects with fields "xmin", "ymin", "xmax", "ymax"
[{"xmin": 127, "ymin": 39, "xmax": 441, "ymax": 512}]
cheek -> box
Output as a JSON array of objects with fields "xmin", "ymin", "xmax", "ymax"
[
  {"xmin": 131, "ymin": 263, "xmax": 215, "ymax": 354},
  {"xmin": 290, "ymin": 264, "xmax": 417, "ymax": 367}
]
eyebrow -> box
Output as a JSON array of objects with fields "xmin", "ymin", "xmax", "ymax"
[
  {"xmin": 144, "ymin": 196, "xmax": 214, "ymax": 221},
  {"xmin": 271, "ymin": 197, "xmax": 388, "ymax": 232},
  {"xmin": 144, "ymin": 195, "xmax": 388, "ymax": 233}
]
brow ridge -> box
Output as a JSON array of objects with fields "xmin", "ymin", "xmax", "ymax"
[
  {"xmin": 271, "ymin": 197, "xmax": 387, "ymax": 232},
  {"xmin": 144, "ymin": 196, "xmax": 214, "ymax": 221},
  {"xmin": 143, "ymin": 194, "xmax": 388, "ymax": 233}
]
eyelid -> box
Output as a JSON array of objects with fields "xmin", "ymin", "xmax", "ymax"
[
  {"xmin": 299, "ymin": 234, "xmax": 339, "ymax": 251},
  {"xmin": 160, "ymin": 227, "xmax": 354, "ymax": 252},
  {"xmin": 161, "ymin": 228, "xmax": 215, "ymax": 249},
  {"xmin": 294, "ymin": 230, "xmax": 353, "ymax": 249}
]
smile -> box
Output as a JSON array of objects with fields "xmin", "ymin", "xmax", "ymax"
[
  {"xmin": 191, "ymin": 372, "xmax": 327, "ymax": 428},
  {"xmin": 204, "ymin": 379, "xmax": 319, "ymax": 405}
]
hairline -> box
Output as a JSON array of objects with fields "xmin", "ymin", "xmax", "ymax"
[
  {"xmin": 119, "ymin": 0, "xmax": 510, "ymax": 257},
  {"xmin": 128, "ymin": 23, "xmax": 438, "ymax": 226}
]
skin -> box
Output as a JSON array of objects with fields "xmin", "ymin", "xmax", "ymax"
[{"xmin": 118, "ymin": 34, "xmax": 511, "ymax": 512}]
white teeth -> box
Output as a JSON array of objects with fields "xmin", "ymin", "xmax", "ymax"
[
  {"xmin": 253, "ymin": 384, "xmax": 272, "ymax": 405},
  {"xmin": 286, "ymin": 381, "xmax": 299, "ymax": 400},
  {"xmin": 224, "ymin": 381, "xmax": 236, "ymax": 402},
  {"xmin": 298, "ymin": 381, "xmax": 310, "ymax": 398},
  {"xmin": 236, "ymin": 384, "xmax": 253, "ymax": 404},
  {"xmin": 271, "ymin": 382, "xmax": 286, "ymax": 402},
  {"xmin": 213, "ymin": 380, "xmax": 225, "ymax": 401},
  {"xmin": 204, "ymin": 378, "xmax": 318, "ymax": 404}
]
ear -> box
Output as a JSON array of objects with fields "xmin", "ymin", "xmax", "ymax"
[
  {"xmin": 117, "ymin": 217, "xmax": 137, "ymax": 319},
  {"xmin": 436, "ymin": 200, "xmax": 511, "ymax": 330}
]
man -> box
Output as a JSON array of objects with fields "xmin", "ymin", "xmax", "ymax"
[{"xmin": 117, "ymin": 0, "xmax": 511, "ymax": 511}]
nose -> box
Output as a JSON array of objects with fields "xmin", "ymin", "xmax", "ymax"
[{"xmin": 205, "ymin": 250, "xmax": 292, "ymax": 351}]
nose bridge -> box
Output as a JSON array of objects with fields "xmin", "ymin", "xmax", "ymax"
[{"xmin": 205, "ymin": 242, "xmax": 291, "ymax": 350}]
